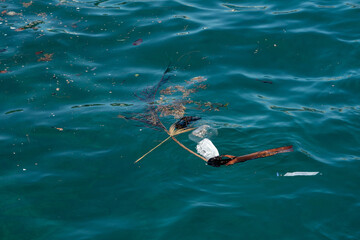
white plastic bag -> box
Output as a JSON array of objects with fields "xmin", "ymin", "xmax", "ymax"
[{"xmin": 196, "ymin": 138, "xmax": 219, "ymax": 160}]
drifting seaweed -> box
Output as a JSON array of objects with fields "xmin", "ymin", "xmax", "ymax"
[{"xmin": 157, "ymin": 101, "xmax": 186, "ymax": 118}]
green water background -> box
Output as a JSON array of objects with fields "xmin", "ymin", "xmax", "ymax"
[{"xmin": 1, "ymin": 0, "xmax": 359, "ymax": 239}]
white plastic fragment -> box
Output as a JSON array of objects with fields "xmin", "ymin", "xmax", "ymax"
[
  {"xmin": 189, "ymin": 125, "xmax": 218, "ymax": 142},
  {"xmin": 196, "ymin": 138, "xmax": 219, "ymax": 160},
  {"xmin": 284, "ymin": 172, "xmax": 319, "ymax": 177}
]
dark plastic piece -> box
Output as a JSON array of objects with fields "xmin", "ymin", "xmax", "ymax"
[
  {"xmin": 207, "ymin": 156, "xmax": 232, "ymax": 167},
  {"xmin": 175, "ymin": 116, "xmax": 201, "ymax": 129}
]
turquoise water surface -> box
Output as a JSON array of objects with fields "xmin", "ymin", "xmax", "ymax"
[{"xmin": 1, "ymin": 0, "xmax": 360, "ymax": 239}]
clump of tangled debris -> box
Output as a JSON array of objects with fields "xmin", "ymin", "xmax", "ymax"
[{"xmin": 124, "ymin": 66, "xmax": 292, "ymax": 167}]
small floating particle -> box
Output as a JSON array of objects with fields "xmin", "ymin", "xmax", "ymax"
[
  {"xmin": 284, "ymin": 172, "xmax": 319, "ymax": 177},
  {"xmin": 176, "ymin": 32, "xmax": 189, "ymax": 36},
  {"xmin": 190, "ymin": 76, "xmax": 207, "ymax": 83},
  {"xmin": 274, "ymin": 44, "xmax": 277, "ymax": 47},
  {"xmin": 110, "ymin": 103, "xmax": 133, "ymax": 107},
  {"xmin": 7, "ymin": 11, "xmax": 19, "ymax": 16},
  {"xmin": 256, "ymin": 79, "xmax": 273, "ymax": 84},
  {"xmin": 54, "ymin": 127, "xmax": 63, "ymax": 131},
  {"xmin": 38, "ymin": 53, "xmax": 54, "ymax": 62},
  {"xmin": 134, "ymin": 73, "xmax": 139, "ymax": 77},
  {"xmin": 17, "ymin": 20, "xmax": 44, "ymax": 31},
  {"xmin": 133, "ymin": 38, "xmax": 143, "ymax": 46},
  {"xmin": 23, "ymin": 1, "xmax": 33, "ymax": 8},
  {"xmin": 37, "ymin": 12, "xmax": 47, "ymax": 17},
  {"xmin": 5, "ymin": 109, "xmax": 23, "ymax": 114},
  {"xmin": 23, "ymin": 168, "xmax": 27, "ymax": 171}
]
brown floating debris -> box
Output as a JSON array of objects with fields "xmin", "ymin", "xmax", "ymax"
[
  {"xmin": 158, "ymin": 102, "xmax": 186, "ymax": 118},
  {"xmin": 186, "ymin": 76, "xmax": 207, "ymax": 84},
  {"xmin": 194, "ymin": 101, "xmax": 228, "ymax": 111},
  {"xmin": 37, "ymin": 53, "xmax": 53, "ymax": 62},
  {"xmin": 15, "ymin": 20, "xmax": 44, "ymax": 31},
  {"xmin": 207, "ymin": 145, "xmax": 293, "ymax": 167},
  {"xmin": 22, "ymin": 1, "xmax": 33, "ymax": 8}
]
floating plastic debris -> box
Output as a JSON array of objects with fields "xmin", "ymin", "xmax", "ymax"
[
  {"xmin": 284, "ymin": 172, "xmax": 319, "ymax": 176},
  {"xmin": 175, "ymin": 116, "xmax": 201, "ymax": 129},
  {"xmin": 192, "ymin": 125, "xmax": 210, "ymax": 138},
  {"xmin": 196, "ymin": 138, "xmax": 219, "ymax": 160},
  {"xmin": 189, "ymin": 125, "xmax": 218, "ymax": 142}
]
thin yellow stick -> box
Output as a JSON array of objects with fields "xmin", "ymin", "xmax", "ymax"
[
  {"xmin": 134, "ymin": 118, "xmax": 205, "ymax": 163},
  {"xmin": 162, "ymin": 123, "xmax": 207, "ymax": 162},
  {"xmin": 134, "ymin": 136, "xmax": 171, "ymax": 163},
  {"xmin": 170, "ymin": 135, "xmax": 207, "ymax": 162}
]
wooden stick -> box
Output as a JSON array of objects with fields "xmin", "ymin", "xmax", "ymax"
[
  {"xmin": 134, "ymin": 136, "xmax": 171, "ymax": 163},
  {"xmin": 170, "ymin": 136, "xmax": 208, "ymax": 161},
  {"xmin": 160, "ymin": 122, "xmax": 207, "ymax": 161},
  {"xmin": 225, "ymin": 145, "xmax": 293, "ymax": 166}
]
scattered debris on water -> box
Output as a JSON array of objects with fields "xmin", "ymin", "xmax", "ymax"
[{"xmin": 15, "ymin": 20, "xmax": 44, "ymax": 31}]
